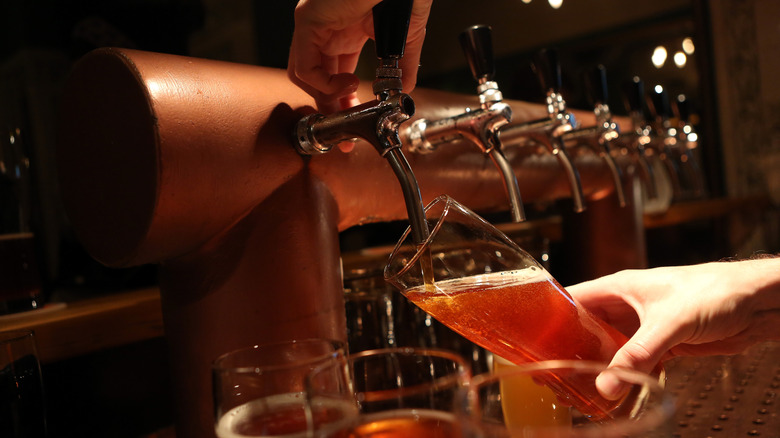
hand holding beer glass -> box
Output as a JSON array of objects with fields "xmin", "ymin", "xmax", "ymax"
[{"xmin": 384, "ymin": 195, "xmax": 665, "ymax": 423}]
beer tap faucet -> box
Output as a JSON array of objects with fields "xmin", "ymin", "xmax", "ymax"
[
  {"xmin": 293, "ymin": 0, "xmax": 429, "ymax": 244},
  {"xmin": 559, "ymin": 65, "xmax": 626, "ymax": 207},
  {"xmin": 673, "ymin": 94, "xmax": 706, "ymax": 197},
  {"xmin": 497, "ymin": 49, "xmax": 586, "ymax": 212},
  {"xmin": 405, "ymin": 24, "xmax": 525, "ymax": 222},
  {"xmin": 619, "ymin": 77, "xmax": 660, "ymax": 199},
  {"xmin": 646, "ymin": 86, "xmax": 685, "ymax": 199}
]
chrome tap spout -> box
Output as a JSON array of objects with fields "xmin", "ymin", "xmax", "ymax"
[
  {"xmin": 405, "ymin": 24, "xmax": 525, "ymax": 222},
  {"xmin": 497, "ymin": 49, "xmax": 586, "ymax": 213}
]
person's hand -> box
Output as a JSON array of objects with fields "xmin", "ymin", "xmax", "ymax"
[
  {"xmin": 567, "ymin": 258, "xmax": 780, "ymax": 398},
  {"xmin": 288, "ymin": 0, "xmax": 432, "ymax": 116}
]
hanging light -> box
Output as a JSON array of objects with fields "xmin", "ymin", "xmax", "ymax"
[
  {"xmin": 674, "ymin": 51, "xmax": 687, "ymax": 68},
  {"xmin": 522, "ymin": 0, "xmax": 532, "ymax": 3},
  {"xmin": 651, "ymin": 46, "xmax": 667, "ymax": 68},
  {"xmin": 682, "ymin": 37, "xmax": 695, "ymax": 55},
  {"xmin": 548, "ymin": 0, "xmax": 563, "ymax": 9}
]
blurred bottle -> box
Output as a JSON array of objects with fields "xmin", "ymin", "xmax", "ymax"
[{"xmin": 0, "ymin": 126, "xmax": 44, "ymax": 315}]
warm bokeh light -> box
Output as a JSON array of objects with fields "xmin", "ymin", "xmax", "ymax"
[
  {"xmin": 654, "ymin": 84, "xmax": 664, "ymax": 94},
  {"xmin": 522, "ymin": 0, "xmax": 532, "ymax": 3},
  {"xmin": 674, "ymin": 51, "xmax": 687, "ymax": 68},
  {"xmin": 652, "ymin": 46, "xmax": 667, "ymax": 68},
  {"xmin": 682, "ymin": 37, "xmax": 695, "ymax": 55},
  {"xmin": 548, "ymin": 0, "xmax": 563, "ymax": 9}
]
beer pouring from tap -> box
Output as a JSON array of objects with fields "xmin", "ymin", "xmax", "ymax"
[
  {"xmin": 497, "ymin": 49, "xmax": 586, "ymax": 213},
  {"xmin": 559, "ymin": 65, "xmax": 626, "ymax": 207},
  {"xmin": 292, "ymin": 0, "xmax": 429, "ymax": 245},
  {"xmin": 405, "ymin": 24, "xmax": 525, "ymax": 222}
]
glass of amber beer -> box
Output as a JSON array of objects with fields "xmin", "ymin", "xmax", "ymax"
[
  {"xmin": 212, "ymin": 339, "xmax": 353, "ymax": 438},
  {"xmin": 384, "ymin": 195, "xmax": 664, "ymax": 422},
  {"xmin": 460, "ymin": 360, "xmax": 674, "ymax": 437},
  {"xmin": 306, "ymin": 347, "xmax": 471, "ymax": 437}
]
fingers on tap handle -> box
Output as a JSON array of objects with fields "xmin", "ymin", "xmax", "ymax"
[
  {"xmin": 459, "ymin": 24, "xmax": 495, "ymax": 82},
  {"xmin": 531, "ymin": 48, "xmax": 562, "ymax": 93},
  {"xmin": 373, "ymin": 0, "xmax": 414, "ymax": 60},
  {"xmin": 622, "ymin": 76, "xmax": 645, "ymax": 117},
  {"xmin": 583, "ymin": 64, "xmax": 609, "ymax": 107}
]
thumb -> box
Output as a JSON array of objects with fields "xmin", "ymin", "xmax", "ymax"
[{"xmin": 597, "ymin": 324, "xmax": 671, "ymax": 399}]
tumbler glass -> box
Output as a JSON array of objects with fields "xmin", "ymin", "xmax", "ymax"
[
  {"xmin": 306, "ymin": 347, "xmax": 471, "ymax": 437},
  {"xmin": 460, "ymin": 360, "xmax": 675, "ymax": 437},
  {"xmin": 384, "ymin": 195, "xmax": 662, "ymax": 420},
  {"xmin": 212, "ymin": 339, "xmax": 350, "ymax": 438},
  {"xmin": 0, "ymin": 329, "xmax": 47, "ymax": 438}
]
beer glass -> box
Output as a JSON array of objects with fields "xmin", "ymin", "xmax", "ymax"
[
  {"xmin": 212, "ymin": 338, "xmax": 351, "ymax": 438},
  {"xmin": 306, "ymin": 347, "xmax": 471, "ymax": 437},
  {"xmin": 0, "ymin": 329, "xmax": 47, "ymax": 438},
  {"xmin": 384, "ymin": 195, "xmax": 662, "ymax": 420},
  {"xmin": 460, "ymin": 360, "xmax": 674, "ymax": 437}
]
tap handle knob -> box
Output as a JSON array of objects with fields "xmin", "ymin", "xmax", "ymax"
[
  {"xmin": 622, "ymin": 76, "xmax": 645, "ymax": 116},
  {"xmin": 459, "ymin": 24, "xmax": 495, "ymax": 82},
  {"xmin": 373, "ymin": 0, "xmax": 414, "ymax": 60},
  {"xmin": 674, "ymin": 94, "xmax": 690, "ymax": 122},
  {"xmin": 532, "ymin": 48, "xmax": 562, "ymax": 93},
  {"xmin": 584, "ymin": 64, "xmax": 609, "ymax": 107},
  {"xmin": 647, "ymin": 86, "xmax": 672, "ymax": 121}
]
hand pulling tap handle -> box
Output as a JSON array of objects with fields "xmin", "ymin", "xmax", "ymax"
[
  {"xmin": 583, "ymin": 65, "xmax": 626, "ymax": 207},
  {"xmin": 293, "ymin": 0, "xmax": 429, "ymax": 245},
  {"xmin": 459, "ymin": 25, "xmax": 496, "ymax": 83}
]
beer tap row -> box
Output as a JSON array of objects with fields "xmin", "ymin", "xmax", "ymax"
[{"xmin": 293, "ymin": 16, "xmax": 708, "ymax": 229}]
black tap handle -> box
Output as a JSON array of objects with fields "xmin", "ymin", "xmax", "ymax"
[
  {"xmin": 531, "ymin": 48, "xmax": 562, "ymax": 93},
  {"xmin": 674, "ymin": 94, "xmax": 690, "ymax": 122},
  {"xmin": 459, "ymin": 24, "xmax": 495, "ymax": 82},
  {"xmin": 584, "ymin": 64, "xmax": 609, "ymax": 107},
  {"xmin": 622, "ymin": 76, "xmax": 645, "ymax": 116},
  {"xmin": 647, "ymin": 86, "xmax": 672, "ymax": 121},
  {"xmin": 373, "ymin": 0, "xmax": 414, "ymax": 60}
]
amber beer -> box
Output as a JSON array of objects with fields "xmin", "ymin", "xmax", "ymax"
[
  {"xmin": 347, "ymin": 409, "xmax": 459, "ymax": 438},
  {"xmin": 404, "ymin": 266, "xmax": 636, "ymax": 420},
  {"xmin": 215, "ymin": 393, "xmax": 357, "ymax": 438}
]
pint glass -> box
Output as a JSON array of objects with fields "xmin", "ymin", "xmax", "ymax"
[{"xmin": 384, "ymin": 195, "xmax": 662, "ymax": 420}]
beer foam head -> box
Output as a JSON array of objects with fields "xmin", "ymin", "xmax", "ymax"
[{"xmin": 425, "ymin": 266, "xmax": 549, "ymax": 294}]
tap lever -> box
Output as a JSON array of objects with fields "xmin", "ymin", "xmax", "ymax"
[
  {"xmin": 373, "ymin": 0, "xmax": 413, "ymax": 62},
  {"xmin": 584, "ymin": 64, "xmax": 609, "ymax": 107},
  {"xmin": 647, "ymin": 86, "xmax": 672, "ymax": 124},
  {"xmin": 579, "ymin": 65, "xmax": 625, "ymax": 207},
  {"xmin": 459, "ymin": 25, "xmax": 496, "ymax": 83},
  {"xmin": 674, "ymin": 94, "xmax": 690, "ymax": 123},
  {"xmin": 532, "ymin": 48, "xmax": 562, "ymax": 94}
]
